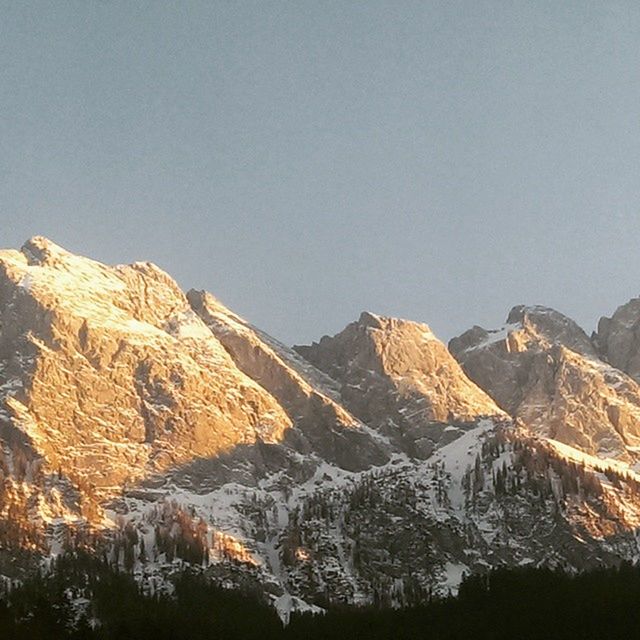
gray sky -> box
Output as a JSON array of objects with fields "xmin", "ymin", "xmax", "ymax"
[{"xmin": 2, "ymin": 1, "xmax": 640, "ymax": 345}]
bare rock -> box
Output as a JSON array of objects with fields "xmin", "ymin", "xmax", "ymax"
[
  {"xmin": 0, "ymin": 238, "xmax": 292, "ymax": 495},
  {"xmin": 187, "ymin": 290, "xmax": 390, "ymax": 471},
  {"xmin": 595, "ymin": 297, "xmax": 640, "ymax": 383},
  {"xmin": 295, "ymin": 312, "xmax": 505, "ymax": 458},
  {"xmin": 450, "ymin": 305, "xmax": 640, "ymax": 461}
]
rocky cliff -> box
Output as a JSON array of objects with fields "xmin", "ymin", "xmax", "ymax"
[
  {"xmin": 0, "ymin": 237, "xmax": 296, "ymax": 495},
  {"xmin": 295, "ymin": 312, "xmax": 505, "ymax": 458},
  {"xmin": 449, "ymin": 305, "xmax": 640, "ymax": 462},
  {"xmin": 595, "ymin": 297, "xmax": 640, "ymax": 382}
]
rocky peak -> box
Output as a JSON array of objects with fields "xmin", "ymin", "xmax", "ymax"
[
  {"xmin": 506, "ymin": 305, "xmax": 597, "ymax": 356},
  {"xmin": 296, "ymin": 311, "xmax": 442, "ymax": 379},
  {"xmin": 450, "ymin": 305, "xmax": 596, "ymax": 362},
  {"xmin": 21, "ymin": 236, "xmax": 70, "ymax": 265},
  {"xmin": 448, "ymin": 305, "xmax": 599, "ymax": 414},
  {"xmin": 594, "ymin": 297, "xmax": 640, "ymax": 383},
  {"xmin": 295, "ymin": 312, "xmax": 505, "ymax": 458},
  {"xmin": 0, "ymin": 238, "xmax": 295, "ymax": 496},
  {"xmin": 357, "ymin": 310, "xmax": 385, "ymax": 329},
  {"xmin": 450, "ymin": 306, "xmax": 640, "ymax": 461},
  {"xmin": 0, "ymin": 236, "xmax": 187, "ymax": 336}
]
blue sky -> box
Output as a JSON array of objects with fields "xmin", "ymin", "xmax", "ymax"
[{"xmin": 2, "ymin": 1, "xmax": 640, "ymax": 344}]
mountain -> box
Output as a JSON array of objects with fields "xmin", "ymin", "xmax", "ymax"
[
  {"xmin": 294, "ymin": 311, "xmax": 505, "ymax": 458},
  {"xmin": 0, "ymin": 237, "xmax": 294, "ymax": 493},
  {"xmin": 187, "ymin": 290, "xmax": 389, "ymax": 472},
  {"xmin": 449, "ymin": 305, "xmax": 640, "ymax": 462},
  {"xmin": 2, "ymin": 238, "xmax": 640, "ymax": 619},
  {"xmin": 595, "ymin": 296, "xmax": 640, "ymax": 382}
]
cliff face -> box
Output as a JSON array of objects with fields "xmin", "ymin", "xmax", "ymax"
[
  {"xmin": 449, "ymin": 305, "xmax": 640, "ymax": 461},
  {"xmin": 187, "ymin": 290, "xmax": 389, "ymax": 472},
  {"xmin": 595, "ymin": 297, "xmax": 640, "ymax": 382},
  {"xmin": 295, "ymin": 311, "xmax": 505, "ymax": 458},
  {"xmin": 0, "ymin": 237, "xmax": 293, "ymax": 495}
]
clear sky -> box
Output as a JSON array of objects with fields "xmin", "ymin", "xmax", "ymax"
[{"xmin": 2, "ymin": 1, "xmax": 640, "ymax": 345}]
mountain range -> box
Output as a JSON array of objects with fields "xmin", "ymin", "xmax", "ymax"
[{"xmin": 2, "ymin": 236, "xmax": 640, "ymax": 619}]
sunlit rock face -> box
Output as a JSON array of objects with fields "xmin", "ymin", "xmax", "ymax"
[
  {"xmin": 450, "ymin": 305, "xmax": 640, "ymax": 461},
  {"xmin": 294, "ymin": 311, "xmax": 506, "ymax": 458},
  {"xmin": 595, "ymin": 297, "xmax": 640, "ymax": 383},
  {"xmin": 187, "ymin": 290, "xmax": 390, "ymax": 471},
  {"xmin": 0, "ymin": 237, "xmax": 292, "ymax": 492}
]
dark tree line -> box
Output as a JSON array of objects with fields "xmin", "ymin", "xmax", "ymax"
[{"xmin": 3, "ymin": 552, "xmax": 640, "ymax": 639}]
